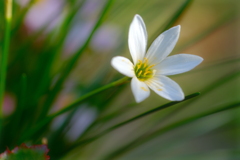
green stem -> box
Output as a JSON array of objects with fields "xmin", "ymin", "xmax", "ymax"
[
  {"xmin": 103, "ymin": 102, "xmax": 240, "ymax": 160},
  {"xmin": 41, "ymin": 0, "xmax": 115, "ymax": 117},
  {"xmin": 101, "ymin": 71, "xmax": 240, "ymax": 159},
  {"xmin": 68, "ymin": 92, "xmax": 200, "ymax": 150},
  {"xmin": 0, "ymin": 0, "xmax": 12, "ymax": 117},
  {"xmin": 19, "ymin": 74, "xmax": 27, "ymax": 109},
  {"xmin": 149, "ymin": 0, "xmax": 192, "ymax": 45},
  {"xmin": 49, "ymin": 77, "xmax": 129, "ymax": 118},
  {"xmin": 19, "ymin": 77, "xmax": 129, "ymax": 142}
]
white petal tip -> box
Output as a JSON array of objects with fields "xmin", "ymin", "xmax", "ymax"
[
  {"xmin": 198, "ymin": 56, "xmax": 204, "ymax": 63},
  {"xmin": 167, "ymin": 93, "xmax": 184, "ymax": 101},
  {"xmin": 173, "ymin": 96, "xmax": 185, "ymax": 101},
  {"xmin": 133, "ymin": 89, "xmax": 150, "ymax": 103},
  {"xmin": 135, "ymin": 92, "xmax": 149, "ymax": 103},
  {"xmin": 135, "ymin": 14, "xmax": 141, "ymax": 18},
  {"xmin": 191, "ymin": 55, "xmax": 204, "ymax": 65},
  {"xmin": 111, "ymin": 57, "xmax": 118, "ymax": 68},
  {"xmin": 172, "ymin": 25, "xmax": 181, "ymax": 31},
  {"xmin": 168, "ymin": 25, "xmax": 181, "ymax": 37},
  {"xmin": 111, "ymin": 56, "xmax": 134, "ymax": 77},
  {"xmin": 135, "ymin": 98, "xmax": 144, "ymax": 103},
  {"xmin": 133, "ymin": 14, "xmax": 143, "ymax": 22}
]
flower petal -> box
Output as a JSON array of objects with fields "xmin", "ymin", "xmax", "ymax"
[
  {"xmin": 155, "ymin": 54, "xmax": 203, "ymax": 75},
  {"xmin": 131, "ymin": 77, "xmax": 150, "ymax": 103},
  {"xmin": 146, "ymin": 25, "xmax": 180, "ymax": 65},
  {"xmin": 128, "ymin": 14, "xmax": 148, "ymax": 65},
  {"xmin": 146, "ymin": 75, "xmax": 184, "ymax": 101},
  {"xmin": 111, "ymin": 56, "xmax": 134, "ymax": 77}
]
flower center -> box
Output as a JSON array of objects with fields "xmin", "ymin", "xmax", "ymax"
[{"xmin": 134, "ymin": 58, "xmax": 155, "ymax": 81}]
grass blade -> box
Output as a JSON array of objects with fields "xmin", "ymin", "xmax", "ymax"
[
  {"xmin": 19, "ymin": 76, "xmax": 129, "ymax": 142},
  {"xmin": 0, "ymin": 0, "xmax": 12, "ymax": 117},
  {"xmin": 100, "ymin": 71, "xmax": 240, "ymax": 159},
  {"xmin": 68, "ymin": 92, "xmax": 200, "ymax": 151},
  {"xmin": 41, "ymin": 0, "xmax": 115, "ymax": 117},
  {"xmin": 103, "ymin": 102, "xmax": 240, "ymax": 160},
  {"xmin": 149, "ymin": 0, "xmax": 193, "ymax": 45}
]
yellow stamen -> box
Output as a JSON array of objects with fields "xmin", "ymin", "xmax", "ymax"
[
  {"xmin": 135, "ymin": 64, "xmax": 140, "ymax": 72},
  {"xmin": 134, "ymin": 58, "xmax": 155, "ymax": 81},
  {"xmin": 145, "ymin": 67, "xmax": 150, "ymax": 71},
  {"xmin": 145, "ymin": 65, "xmax": 155, "ymax": 71},
  {"xmin": 143, "ymin": 71, "xmax": 151, "ymax": 76},
  {"xmin": 138, "ymin": 70, "xmax": 142, "ymax": 77},
  {"xmin": 149, "ymin": 64, "xmax": 155, "ymax": 68},
  {"xmin": 138, "ymin": 60, "xmax": 142, "ymax": 65},
  {"xmin": 143, "ymin": 63, "xmax": 147, "ymax": 68}
]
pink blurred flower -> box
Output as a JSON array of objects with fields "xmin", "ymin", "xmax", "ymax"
[
  {"xmin": 24, "ymin": 0, "xmax": 64, "ymax": 31},
  {"xmin": 3, "ymin": 93, "xmax": 15, "ymax": 116}
]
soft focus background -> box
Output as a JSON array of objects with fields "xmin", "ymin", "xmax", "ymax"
[{"xmin": 0, "ymin": 0, "xmax": 240, "ymax": 159}]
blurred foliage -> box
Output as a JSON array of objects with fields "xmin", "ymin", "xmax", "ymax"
[
  {"xmin": 0, "ymin": 0, "xmax": 240, "ymax": 159},
  {"xmin": 0, "ymin": 143, "xmax": 49, "ymax": 160}
]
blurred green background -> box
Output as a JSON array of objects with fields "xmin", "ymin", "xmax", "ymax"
[{"xmin": 0, "ymin": 0, "xmax": 240, "ymax": 159}]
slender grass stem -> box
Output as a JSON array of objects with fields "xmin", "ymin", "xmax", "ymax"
[
  {"xmin": 32, "ymin": 0, "xmax": 87, "ymax": 112},
  {"xmin": 11, "ymin": 0, "xmax": 34, "ymax": 36},
  {"xmin": 101, "ymin": 71, "xmax": 240, "ymax": 159},
  {"xmin": 49, "ymin": 77, "xmax": 130, "ymax": 118},
  {"xmin": 0, "ymin": 0, "xmax": 12, "ymax": 117},
  {"xmin": 63, "ymin": 67, "xmax": 240, "ymax": 155},
  {"xmin": 67, "ymin": 92, "xmax": 200, "ymax": 151},
  {"xmin": 40, "ymin": 0, "xmax": 115, "ymax": 118},
  {"xmin": 19, "ymin": 77, "xmax": 130, "ymax": 142},
  {"xmin": 102, "ymin": 102, "xmax": 240, "ymax": 160},
  {"xmin": 149, "ymin": 0, "xmax": 192, "ymax": 45}
]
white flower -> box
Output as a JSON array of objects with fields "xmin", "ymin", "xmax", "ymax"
[{"xmin": 111, "ymin": 15, "xmax": 203, "ymax": 103}]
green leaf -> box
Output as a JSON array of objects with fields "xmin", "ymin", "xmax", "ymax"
[
  {"xmin": 40, "ymin": 0, "xmax": 116, "ymax": 118},
  {"xmin": 68, "ymin": 92, "xmax": 200, "ymax": 151},
  {"xmin": 100, "ymin": 71, "xmax": 240, "ymax": 159},
  {"xmin": 19, "ymin": 77, "xmax": 130, "ymax": 142},
  {"xmin": 0, "ymin": 0, "xmax": 12, "ymax": 117},
  {"xmin": 148, "ymin": 0, "xmax": 193, "ymax": 45},
  {"xmin": 102, "ymin": 102, "xmax": 240, "ymax": 160}
]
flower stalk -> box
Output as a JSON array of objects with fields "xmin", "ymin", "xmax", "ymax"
[
  {"xmin": 0, "ymin": 0, "xmax": 12, "ymax": 117},
  {"xmin": 49, "ymin": 77, "xmax": 130, "ymax": 118},
  {"xmin": 19, "ymin": 77, "xmax": 130, "ymax": 142}
]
